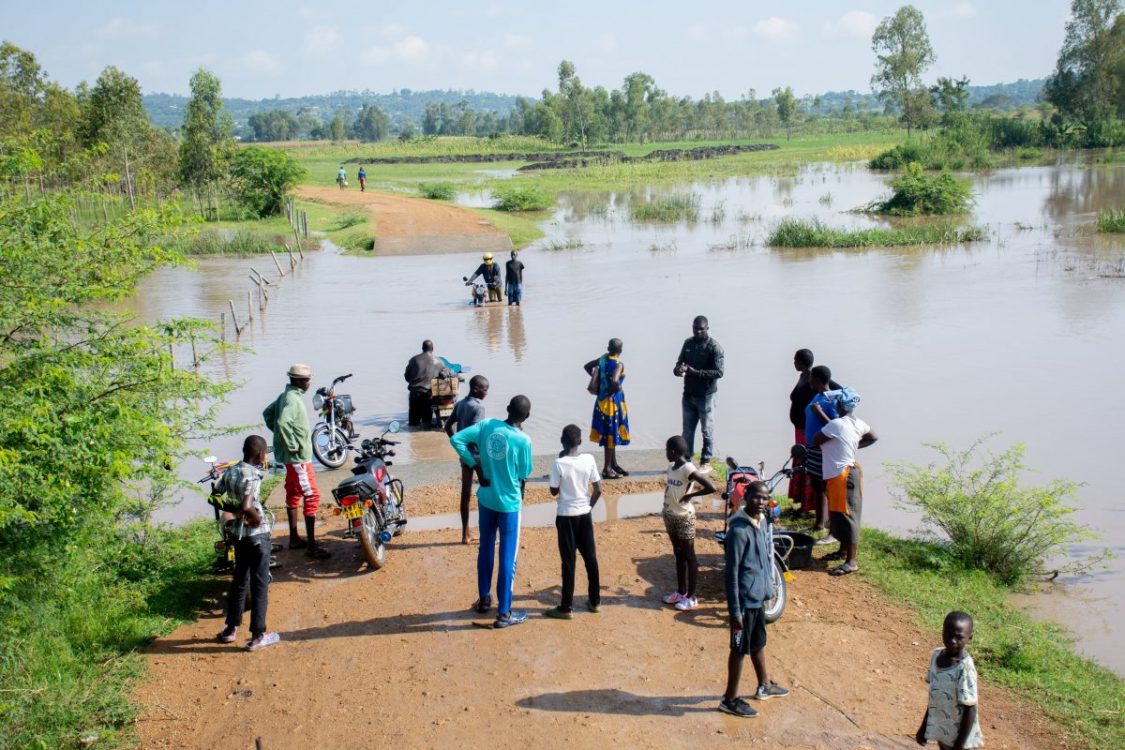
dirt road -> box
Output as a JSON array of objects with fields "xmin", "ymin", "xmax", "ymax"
[
  {"xmin": 296, "ymin": 186, "xmax": 512, "ymax": 256},
  {"xmin": 137, "ymin": 483, "xmax": 1060, "ymax": 750}
]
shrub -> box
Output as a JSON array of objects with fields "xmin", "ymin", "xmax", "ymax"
[
  {"xmin": 418, "ymin": 182, "xmax": 457, "ymax": 201},
  {"xmin": 767, "ymin": 218, "xmax": 984, "ymax": 248},
  {"xmin": 1096, "ymin": 209, "xmax": 1125, "ymax": 233},
  {"xmin": 229, "ymin": 146, "xmax": 305, "ymax": 218},
  {"xmin": 491, "ymin": 185, "xmax": 553, "ymax": 212},
  {"xmin": 868, "ymin": 162, "xmax": 974, "ymax": 215},
  {"xmin": 630, "ymin": 192, "xmax": 701, "ymax": 222},
  {"xmin": 886, "ymin": 436, "xmax": 1104, "ymax": 585}
]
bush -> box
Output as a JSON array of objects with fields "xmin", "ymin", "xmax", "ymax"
[
  {"xmin": 767, "ymin": 218, "xmax": 985, "ymax": 248},
  {"xmin": 491, "ymin": 185, "xmax": 553, "ymax": 212},
  {"xmin": 418, "ymin": 182, "xmax": 457, "ymax": 201},
  {"xmin": 868, "ymin": 162, "xmax": 974, "ymax": 215},
  {"xmin": 229, "ymin": 146, "xmax": 305, "ymax": 218},
  {"xmin": 886, "ymin": 436, "xmax": 1104, "ymax": 585}
]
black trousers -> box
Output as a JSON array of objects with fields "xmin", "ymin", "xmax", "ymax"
[
  {"xmin": 408, "ymin": 390, "xmax": 433, "ymax": 426},
  {"xmin": 225, "ymin": 533, "xmax": 272, "ymax": 634},
  {"xmin": 556, "ymin": 513, "xmax": 600, "ymax": 610}
]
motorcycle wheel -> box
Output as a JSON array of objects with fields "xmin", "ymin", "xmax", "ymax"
[
  {"xmin": 312, "ymin": 425, "xmax": 350, "ymax": 469},
  {"xmin": 763, "ymin": 555, "xmax": 788, "ymax": 624},
  {"xmin": 390, "ymin": 480, "xmax": 405, "ymax": 537},
  {"xmin": 358, "ymin": 508, "xmax": 386, "ymax": 570}
]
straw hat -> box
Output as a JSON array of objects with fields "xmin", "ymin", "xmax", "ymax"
[{"xmin": 287, "ymin": 363, "xmax": 312, "ymax": 378}]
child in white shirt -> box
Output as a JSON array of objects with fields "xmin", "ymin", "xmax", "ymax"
[{"xmin": 545, "ymin": 425, "xmax": 603, "ymax": 619}]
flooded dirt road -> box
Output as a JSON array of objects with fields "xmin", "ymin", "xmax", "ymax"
[{"xmin": 124, "ymin": 160, "xmax": 1125, "ymax": 673}]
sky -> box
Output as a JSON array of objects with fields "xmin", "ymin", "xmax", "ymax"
[{"xmin": 1, "ymin": 1, "xmax": 1071, "ymax": 100}]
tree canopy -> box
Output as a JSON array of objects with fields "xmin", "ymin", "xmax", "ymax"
[
  {"xmin": 1045, "ymin": 0, "xmax": 1125, "ymax": 120},
  {"xmin": 871, "ymin": 5, "xmax": 936, "ymax": 134}
]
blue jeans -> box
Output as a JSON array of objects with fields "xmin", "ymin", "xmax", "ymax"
[
  {"xmin": 506, "ymin": 282, "xmax": 522, "ymax": 304},
  {"xmin": 478, "ymin": 504, "xmax": 521, "ymax": 615},
  {"xmin": 681, "ymin": 393, "xmax": 715, "ymax": 463}
]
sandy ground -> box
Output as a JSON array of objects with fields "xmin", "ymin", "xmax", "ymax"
[
  {"xmin": 296, "ymin": 186, "xmax": 511, "ymax": 255},
  {"xmin": 137, "ymin": 483, "xmax": 1063, "ymax": 750}
]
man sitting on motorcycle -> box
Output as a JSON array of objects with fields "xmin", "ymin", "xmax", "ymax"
[{"xmin": 467, "ymin": 252, "xmax": 503, "ymax": 303}]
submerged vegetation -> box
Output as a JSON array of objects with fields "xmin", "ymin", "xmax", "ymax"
[
  {"xmin": 491, "ymin": 185, "xmax": 553, "ymax": 212},
  {"xmin": 630, "ymin": 192, "xmax": 701, "ymax": 222},
  {"xmin": 1096, "ymin": 208, "xmax": 1125, "ymax": 233},
  {"xmin": 866, "ymin": 163, "xmax": 975, "ymax": 215},
  {"xmin": 767, "ymin": 218, "xmax": 985, "ymax": 248},
  {"xmin": 163, "ymin": 228, "xmax": 312, "ymax": 256}
]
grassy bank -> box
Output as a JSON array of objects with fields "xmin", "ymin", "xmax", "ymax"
[
  {"xmin": 858, "ymin": 529, "xmax": 1124, "ymax": 750},
  {"xmin": 163, "ymin": 227, "xmax": 318, "ymax": 256},
  {"xmin": 1, "ymin": 521, "xmax": 217, "ymax": 750},
  {"xmin": 768, "ymin": 218, "xmax": 986, "ymax": 248}
]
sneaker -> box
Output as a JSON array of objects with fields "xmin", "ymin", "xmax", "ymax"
[
  {"xmin": 587, "ymin": 601, "xmax": 600, "ymax": 614},
  {"xmin": 753, "ymin": 682, "xmax": 790, "ymax": 701},
  {"xmin": 718, "ymin": 696, "xmax": 758, "ymax": 718},
  {"xmin": 246, "ymin": 632, "xmax": 280, "ymax": 652},
  {"xmin": 662, "ymin": 591, "xmax": 686, "ymax": 605},
  {"xmin": 815, "ymin": 534, "xmax": 838, "ymax": 546},
  {"xmin": 494, "ymin": 611, "xmax": 528, "ymax": 629},
  {"xmin": 474, "ymin": 595, "xmax": 493, "ymax": 614},
  {"xmin": 544, "ymin": 607, "xmax": 573, "ymax": 620},
  {"xmin": 674, "ymin": 596, "xmax": 699, "ymax": 611}
]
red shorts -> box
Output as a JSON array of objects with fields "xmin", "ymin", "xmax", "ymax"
[{"xmin": 284, "ymin": 462, "xmax": 320, "ymax": 516}]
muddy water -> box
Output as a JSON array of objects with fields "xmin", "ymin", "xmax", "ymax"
[{"xmin": 124, "ymin": 161, "xmax": 1125, "ymax": 673}]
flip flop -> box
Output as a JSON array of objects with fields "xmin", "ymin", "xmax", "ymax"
[
  {"xmin": 216, "ymin": 627, "xmax": 237, "ymax": 644},
  {"xmin": 830, "ymin": 562, "xmax": 858, "ymax": 576},
  {"xmin": 612, "ymin": 465, "xmax": 630, "ymax": 477},
  {"xmin": 602, "ymin": 468, "xmax": 621, "ymax": 480}
]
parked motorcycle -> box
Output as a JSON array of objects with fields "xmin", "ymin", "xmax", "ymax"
[
  {"xmin": 312, "ymin": 373, "xmax": 358, "ymax": 469},
  {"xmin": 715, "ymin": 444, "xmax": 807, "ymax": 623},
  {"xmin": 463, "ymin": 276, "xmax": 486, "ymax": 306},
  {"xmin": 331, "ymin": 421, "xmax": 406, "ymax": 570},
  {"xmin": 198, "ymin": 456, "xmax": 283, "ymax": 572}
]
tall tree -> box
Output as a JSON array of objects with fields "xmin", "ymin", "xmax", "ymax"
[
  {"xmin": 177, "ymin": 68, "xmax": 233, "ymax": 192},
  {"xmin": 1044, "ymin": 0, "xmax": 1125, "ymax": 120},
  {"xmin": 351, "ymin": 103, "xmax": 389, "ymax": 141},
  {"xmin": 773, "ymin": 86, "xmax": 798, "ymax": 140},
  {"xmin": 79, "ymin": 66, "xmax": 151, "ymax": 208},
  {"xmin": 871, "ymin": 5, "xmax": 936, "ymax": 135}
]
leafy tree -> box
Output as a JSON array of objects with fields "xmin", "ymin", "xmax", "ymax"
[
  {"xmin": 871, "ymin": 5, "xmax": 936, "ymax": 134},
  {"xmin": 422, "ymin": 101, "xmax": 441, "ymax": 135},
  {"xmin": 351, "ymin": 103, "xmax": 389, "ymax": 141},
  {"xmin": 773, "ymin": 86, "xmax": 798, "ymax": 140},
  {"xmin": 178, "ymin": 68, "xmax": 233, "ymax": 189},
  {"xmin": 247, "ymin": 109, "xmax": 299, "ymax": 141},
  {"xmin": 78, "ymin": 66, "xmax": 152, "ymax": 208},
  {"xmin": 931, "ymin": 75, "xmax": 971, "ymax": 114},
  {"xmin": 1044, "ymin": 0, "xmax": 1125, "ymax": 120},
  {"xmin": 329, "ymin": 111, "xmax": 347, "ymax": 141},
  {"xmin": 229, "ymin": 146, "xmax": 305, "ymax": 217}
]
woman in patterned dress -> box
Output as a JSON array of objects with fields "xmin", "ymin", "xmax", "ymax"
[{"xmin": 584, "ymin": 338, "xmax": 631, "ymax": 478}]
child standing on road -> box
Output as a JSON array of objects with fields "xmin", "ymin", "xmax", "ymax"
[
  {"xmin": 216, "ymin": 435, "xmax": 281, "ymax": 652},
  {"xmin": 916, "ymin": 611, "xmax": 984, "ymax": 750},
  {"xmin": 545, "ymin": 425, "xmax": 602, "ymax": 619},
  {"xmin": 661, "ymin": 435, "xmax": 716, "ymax": 612},
  {"xmin": 719, "ymin": 480, "xmax": 789, "ymax": 717}
]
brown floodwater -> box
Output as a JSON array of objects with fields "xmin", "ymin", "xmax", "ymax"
[{"xmin": 122, "ymin": 160, "xmax": 1125, "ymax": 674}]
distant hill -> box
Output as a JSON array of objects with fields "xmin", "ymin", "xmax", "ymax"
[{"xmin": 143, "ymin": 78, "xmax": 1047, "ymax": 136}]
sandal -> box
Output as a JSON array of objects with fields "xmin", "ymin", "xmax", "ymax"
[
  {"xmin": 829, "ymin": 562, "xmax": 858, "ymax": 576},
  {"xmin": 217, "ymin": 626, "xmax": 237, "ymax": 644},
  {"xmin": 305, "ymin": 545, "xmax": 332, "ymax": 560},
  {"xmin": 602, "ymin": 468, "xmax": 621, "ymax": 479},
  {"xmin": 612, "ymin": 465, "xmax": 630, "ymax": 477},
  {"xmin": 822, "ymin": 550, "xmax": 845, "ymax": 562}
]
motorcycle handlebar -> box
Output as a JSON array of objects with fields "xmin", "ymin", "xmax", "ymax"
[{"xmin": 334, "ymin": 373, "xmax": 353, "ymax": 384}]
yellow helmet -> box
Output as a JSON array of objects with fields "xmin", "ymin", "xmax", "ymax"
[{"xmin": 483, "ymin": 253, "xmax": 493, "ymax": 263}]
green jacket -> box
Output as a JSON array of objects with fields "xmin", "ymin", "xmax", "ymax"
[{"xmin": 262, "ymin": 385, "xmax": 312, "ymax": 464}]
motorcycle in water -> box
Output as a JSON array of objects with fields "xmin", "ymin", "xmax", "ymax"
[
  {"xmin": 331, "ymin": 421, "xmax": 406, "ymax": 570},
  {"xmin": 462, "ymin": 276, "xmax": 487, "ymax": 306},
  {"xmin": 198, "ymin": 457, "xmax": 283, "ymax": 572},
  {"xmin": 311, "ymin": 373, "xmax": 358, "ymax": 469},
  {"xmin": 715, "ymin": 444, "xmax": 807, "ymax": 624}
]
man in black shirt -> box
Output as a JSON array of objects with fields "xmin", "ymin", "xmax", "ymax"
[
  {"xmin": 467, "ymin": 253, "xmax": 503, "ymax": 303},
  {"xmin": 505, "ymin": 250, "xmax": 525, "ymax": 306},
  {"xmin": 404, "ymin": 340, "xmax": 450, "ymax": 427},
  {"xmin": 673, "ymin": 315, "xmax": 724, "ymax": 467}
]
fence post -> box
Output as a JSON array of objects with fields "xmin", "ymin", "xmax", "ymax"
[
  {"xmin": 270, "ymin": 250, "xmax": 285, "ymax": 278},
  {"xmin": 285, "ymin": 243, "xmax": 296, "ymax": 269},
  {"xmin": 247, "ymin": 289, "xmax": 253, "ymax": 322},
  {"xmin": 291, "ymin": 222, "xmax": 303, "ymax": 256},
  {"xmin": 228, "ymin": 299, "xmax": 241, "ymax": 336},
  {"xmin": 221, "ymin": 312, "xmax": 226, "ymax": 342},
  {"xmin": 302, "ymin": 210, "xmax": 309, "ymax": 240}
]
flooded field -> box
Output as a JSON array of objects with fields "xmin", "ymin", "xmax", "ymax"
[{"xmin": 123, "ymin": 160, "xmax": 1125, "ymax": 673}]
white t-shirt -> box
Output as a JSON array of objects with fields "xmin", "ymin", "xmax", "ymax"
[
  {"xmin": 663, "ymin": 461, "xmax": 698, "ymax": 518},
  {"xmin": 819, "ymin": 415, "xmax": 870, "ymax": 480},
  {"xmin": 549, "ymin": 453, "xmax": 602, "ymax": 516}
]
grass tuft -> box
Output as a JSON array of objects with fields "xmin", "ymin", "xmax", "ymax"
[
  {"xmin": 491, "ymin": 185, "xmax": 554, "ymax": 212},
  {"xmin": 631, "ymin": 193, "xmax": 701, "ymax": 222},
  {"xmin": 767, "ymin": 218, "xmax": 985, "ymax": 248},
  {"xmin": 1096, "ymin": 209, "xmax": 1125, "ymax": 233},
  {"xmin": 418, "ymin": 182, "xmax": 457, "ymax": 201}
]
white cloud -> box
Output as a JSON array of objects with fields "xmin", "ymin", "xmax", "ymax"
[
  {"xmin": 934, "ymin": 2, "xmax": 977, "ymax": 21},
  {"xmin": 359, "ymin": 35, "xmax": 431, "ymax": 64},
  {"xmin": 596, "ymin": 33, "xmax": 617, "ymax": 52},
  {"xmin": 503, "ymin": 33, "xmax": 533, "ymax": 50},
  {"xmin": 752, "ymin": 17, "xmax": 800, "ymax": 42},
  {"xmin": 823, "ymin": 10, "xmax": 878, "ymax": 39},
  {"xmin": 462, "ymin": 49, "xmax": 499, "ymax": 71},
  {"xmin": 304, "ymin": 25, "xmax": 339, "ymax": 55},
  {"xmin": 242, "ymin": 50, "xmax": 284, "ymax": 75},
  {"xmin": 686, "ymin": 24, "xmax": 707, "ymax": 43},
  {"xmin": 95, "ymin": 18, "xmax": 156, "ymax": 39},
  {"xmin": 379, "ymin": 22, "xmax": 406, "ymax": 37}
]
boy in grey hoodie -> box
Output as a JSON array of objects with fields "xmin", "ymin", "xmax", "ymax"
[{"xmin": 719, "ymin": 480, "xmax": 790, "ymax": 718}]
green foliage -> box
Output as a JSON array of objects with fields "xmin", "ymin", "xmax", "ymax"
[
  {"xmin": 871, "ymin": 5, "xmax": 937, "ymax": 133},
  {"xmin": 767, "ymin": 217, "xmax": 984, "ymax": 247},
  {"xmin": 163, "ymin": 228, "xmax": 298, "ymax": 255},
  {"xmin": 1096, "ymin": 208, "xmax": 1125, "ymax": 231},
  {"xmin": 773, "ymin": 86, "xmax": 798, "ymax": 140},
  {"xmin": 491, "ymin": 185, "xmax": 553, "ymax": 212},
  {"xmin": 178, "ymin": 68, "xmax": 234, "ymax": 188},
  {"xmin": 1044, "ymin": 1, "xmax": 1125, "ymax": 121},
  {"xmin": 866, "ymin": 162, "xmax": 974, "ymax": 215},
  {"xmin": 247, "ymin": 109, "xmax": 300, "ymax": 142},
  {"xmin": 418, "ymin": 182, "xmax": 457, "ymax": 200},
  {"xmin": 630, "ymin": 192, "xmax": 701, "ymax": 222},
  {"xmin": 229, "ymin": 146, "xmax": 305, "ymax": 217},
  {"xmin": 885, "ymin": 437, "xmax": 1104, "ymax": 585},
  {"xmin": 351, "ymin": 103, "xmax": 390, "ymax": 142},
  {"xmin": 859, "ymin": 529, "xmax": 1125, "ymax": 750}
]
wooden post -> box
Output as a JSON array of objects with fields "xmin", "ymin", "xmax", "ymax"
[
  {"xmin": 270, "ymin": 250, "xmax": 285, "ymax": 277},
  {"xmin": 168, "ymin": 342, "xmax": 175, "ymax": 370},
  {"xmin": 285, "ymin": 243, "xmax": 296, "ymax": 269},
  {"xmin": 228, "ymin": 299, "xmax": 241, "ymax": 336},
  {"xmin": 302, "ymin": 210, "xmax": 309, "ymax": 239},
  {"xmin": 285, "ymin": 200, "xmax": 292, "ymax": 225},
  {"xmin": 220, "ymin": 312, "xmax": 226, "ymax": 342},
  {"xmin": 291, "ymin": 222, "xmax": 303, "ymax": 256},
  {"xmin": 247, "ymin": 289, "xmax": 253, "ymax": 322},
  {"xmin": 190, "ymin": 335, "xmax": 199, "ymax": 368}
]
